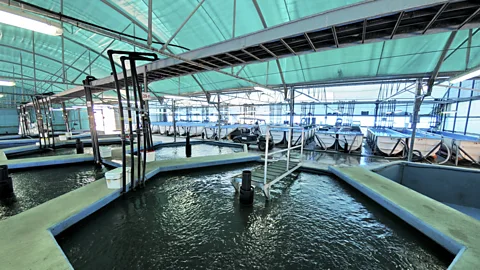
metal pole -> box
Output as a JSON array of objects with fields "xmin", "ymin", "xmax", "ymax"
[
  {"xmin": 264, "ymin": 126, "xmax": 269, "ymax": 185},
  {"xmin": 287, "ymin": 128, "xmax": 292, "ymax": 170},
  {"xmin": 61, "ymin": 0, "xmax": 65, "ymax": 82},
  {"xmin": 19, "ymin": 53, "xmax": 25, "ymax": 103},
  {"xmin": 172, "ymin": 100, "xmax": 176, "ymax": 142},
  {"xmin": 61, "ymin": 101, "xmax": 70, "ymax": 133},
  {"xmin": 217, "ymin": 94, "xmax": 221, "ymax": 140},
  {"xmin": 300, "ymin": 128, "xmax": 304, "ymax": 161},
  {"xmin": 289, "ymin": 87, "xmax": 294, "ymax": 127},
  {"xmin": 83, "ymin": 76, "xmax": 101, "ymax": 165},
  {"xmin": 147, "ymin": 0, "xmax": 153, "ymax": 47},
  {"xmin": 464, "ymin": 80, "xmax": 475, "ymax": 135},
  {"xmin": 408, "ymin": 79, "xmax": 423, "ymax": 162},
  {"xmin": 232, "ymin": 0, "xmax": 236, "ymax": 39},
  {"xmin": 32, "ymin": 32, "xmax": 37, "ymax": 94}
]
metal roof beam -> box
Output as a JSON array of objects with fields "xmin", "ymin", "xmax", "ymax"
[
  {"xmin": 160, "ymin": 0, "xmax": 205, "ymax": 51},
  {"xmin": 145, "ymin": 0, "xmax": 453, "ymax": 69},
  {"xmin": 422, "ymin": 3, "xmax": 449, "ymax": 34},
  {"xmin": 427, "ymin": 31, "xmax": 458, "ymax": 95},
  {"xmin": 390, "ymin": 12, "xmax": 404, "ymax": 39},
  {"xmin": 0, "ymin": 43, "xmax": 90, "ymax": 77},
  {"xmin": 0, "ymin": 59, "xmax": 64, "ymax": 81}
]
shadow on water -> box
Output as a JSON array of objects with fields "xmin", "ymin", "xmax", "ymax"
[{"xmin": 56, "ymin": 162, "xmax": 453, "ymax": 269}]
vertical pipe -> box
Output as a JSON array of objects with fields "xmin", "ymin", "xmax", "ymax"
[
  {"xmin": 464, "ymin": 80, "xmax": 475, "ymax": 135},
  {"xmin": 129, "ymin": 58, "xmax": 142, "ymax": 188},
  {"xmin": 61, "ymin": 102, "xmax": 70, "ymax": 133},
  {"xmin": 287, "ymin": 128, "xmax": 292, "ymax": 170},
  {"xmin": 452, "ymin": 82, "xmax": 462, "ymax": 133},
  {"xmin": 32, "ymin": 32, "xmax": 37, "ymax": 94},
  {"xmin": 143, "ymin": 66, "xmax": 152, "ymax": 149},
  {"xmin": 147, "ymin": 0, "xmax": 153, "ymax": 47},
  {"xmin": 107, "ymin": 51, "xmax": 127, "ymax": 193},
  {"xmin": 408, "ymin": 79, "xmax": 423, "ymax": 162},
  {"xmin": 217, "ymin": 94, "xmax": 221, "ymax": 140},
  {"xmin": 300, "ymin": 128, "xmax": 304, "ymax": 161},
  {"xmin": 232, "ymin": 0, "xmax": 236, "ymax": 39},
  {"xmin": 61, "ymin": 0, "xmax": 66, "ymax": 82},
  {"xmin": 120, "ymin": 57, "xmax": 135, "ymax": 190},
  {"xmin": 263, "ymin": 126, "xmax": 269, "ymax": 185},
  {"xmin": 83, "ymin": 77, "xmax": 101, "ymax": 164},
  {"xmin": 20, "ymin": 53, "xmax": 24, "ymax": 103},
  {"xmin": 172, "ymin": 100, "xmax": 177, "ymax": 142}
]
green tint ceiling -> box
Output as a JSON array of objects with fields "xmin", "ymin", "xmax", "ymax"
[{"xmin": 0, "ymin": 0, "xmax": 477, "ymax": 98}]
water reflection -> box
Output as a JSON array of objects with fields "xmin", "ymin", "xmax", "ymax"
[{"xmin": 58, "ymin": 164, "xmax": 450, "ymax": 269}]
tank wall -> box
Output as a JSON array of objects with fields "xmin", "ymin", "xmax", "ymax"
[
  {"xmin": 402, "ymin": 164, "xmax": 480, "ymax": 209},
  {"xmin": 372, "ymin": 163, "xmax": 404, "ymax": 184}
]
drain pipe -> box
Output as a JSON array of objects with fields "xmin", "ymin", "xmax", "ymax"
[
  {"xmin": 408, "ymin": 79, "xmax": 423, "ymax": 162},
  {"xmin": 0, "ymin": 165, "xmax": 14, "ymax": 200},
  {"xmin": 186, "ymin": 131, "xmax": 192, "ymax": 158},
  {"xmin": 239, "ymin": 170, "xmax": 254, "ymax": 205}
]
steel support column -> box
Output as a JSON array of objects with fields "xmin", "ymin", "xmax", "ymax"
[
  {"xmin": 172, "ymin": 100, "xmax": 176, "ymax": 142},
  {"xmin": 464, "ymin": 80, "xmax": 475, "ymax": 135},
  {"xmin": 83, "ymin": 76, "xmax": 101, "ymax": 165},
  {"xmin": 61, "ymin": 101, "xmax": 71, "ymax": 133},
  {"xmin": 408, "ymin": 79, "xmax": 423, "ymax": 162}
]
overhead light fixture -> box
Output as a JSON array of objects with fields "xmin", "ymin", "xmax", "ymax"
[
  {"xmin": 72, "ymin": 105, "xmax": 87, "ymax": 109},
  {"xmin": 163, "ymin": 94, "xmax": 192, "ymax": 100},
  {"xmin": 386, "ymin": 110, "xmax": 403, "ymax": 115},
  {"xmin": 254, "ymin": 86, "xmax": 273, "ymax": 92},
  {"xmin": 0, "ymin": 5, "xmax": 63, "ymax": 36},
  {"xmin": 441, "ymin": 110, "xmax": 457, "ymax": 114},
  {"xmin": 449, "ymin": 65, "xmax": 480, "ymax": 84},
  {"xmin": 0, "ymin": 94, "xmax": 4, "ymax": 98},
  {"xmin": 0, "ymin": 80, "xmax": 16, "ymax": 86}
]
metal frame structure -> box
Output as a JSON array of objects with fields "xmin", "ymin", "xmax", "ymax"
[
  {"xmin": 11, "ymin": 0, "xmax": 480, "ymax": 105},
  {"xmin": 262, "ymin": 125, "xmax": 304, "ymax": 199}
]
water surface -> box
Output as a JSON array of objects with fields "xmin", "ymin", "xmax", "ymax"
[
  {"xmin": 57, "ymin": 164, "xmax": 451, "ymax": 269},
  {"xmin": 0, "ymin": 163, "xmax": 107, "ymax": 219},
  {"xmin": 155, "ymin": 144, "xmax": 242, "ymax": 160}
]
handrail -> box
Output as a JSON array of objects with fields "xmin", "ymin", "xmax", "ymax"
[
  {"xmin": 264, "ymin": 125, "xmax": 305, "ymax": 185},
  {"xmin": 267, "ymin": 145, "xmax": 302, "ymax": 156}
]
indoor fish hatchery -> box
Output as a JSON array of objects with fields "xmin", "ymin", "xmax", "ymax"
[{"xmin": 0, "ymin": 0, "xmax": 480, "ymax": 269}]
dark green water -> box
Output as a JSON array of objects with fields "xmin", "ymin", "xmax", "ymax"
[
  {"xmin": 57, "ymin": 164, "xmax": 451, "ymax": 269},
  {"xmin": 155, "ymin": 144, "xmax": 242, "ymax": 160},
  {"xmin": 0, "ymin": 163, "xmax": 107, "ymax": 219}
]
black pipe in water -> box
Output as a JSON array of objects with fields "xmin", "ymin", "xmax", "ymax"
[
  {"xmin": 0, "ymin": 165, "xmax": 14, "ymax": 199},
  {"xmin": 239, "ymin": 170, "xmax": 254, "ymax": 205},
  {"xmin": 76, "ymin": 138, "xmax": 84, "ymax": 154},
  {"xmin": 186, "ymin": 132, "xmax": 192, "ymax": 158}
]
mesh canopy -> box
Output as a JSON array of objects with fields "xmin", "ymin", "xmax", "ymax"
[{"xmin": 0, "ymin": 0, "xmax": 477, "ymax": 100}]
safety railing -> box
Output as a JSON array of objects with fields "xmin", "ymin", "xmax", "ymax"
[{"xmin": 262, "ymin": 126, "xmax": 304, "ymax": 198}]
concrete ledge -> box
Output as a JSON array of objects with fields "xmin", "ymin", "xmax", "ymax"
[
  {"xmin": 1, "ymin": 144, "xmax": 41, "ymax": 155},
  {"xmin": 0, "ymin": 154, "xmax": 94, "ymax": 169},
  {"xmin": 0, "ymin": 152, "xmax": 260, "ymax": 269},
  {"xmin": 329, "ymin": 165, "xmax": 480, "ymax": 270}
]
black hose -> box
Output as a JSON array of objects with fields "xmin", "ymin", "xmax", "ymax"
[
  {"xmin": 120, "ymin": 57, "xmax": 136, "ymax": 191},
  {"xmin": 107, "ymin": 51, "xmax": 127, "ymax": 193},
  {"xmin": 129, "ymin": 58, "xmax": 143, "ymax": 189}
]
